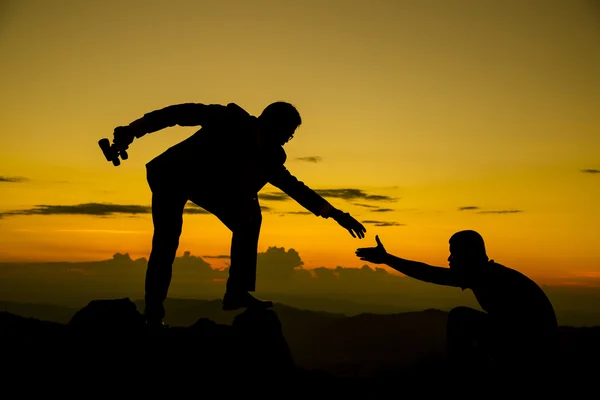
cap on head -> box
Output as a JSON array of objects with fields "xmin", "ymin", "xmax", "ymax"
[{"xmin": 449, "ymin": 230, "xmax": 488, "ymax": 262}]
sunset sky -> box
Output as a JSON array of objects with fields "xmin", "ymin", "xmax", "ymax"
[{"xmin": 0, "ymin": 0, "xmax": 598, "ymax": 286}]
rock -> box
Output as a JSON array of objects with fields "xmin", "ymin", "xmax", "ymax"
[
  {"xmin": 0, "ymin": 298, "xmax": 301, "ymax": 389},
  {"xmin": 69, "ymin": 298, "xmax": 145, "ymax": 331}
]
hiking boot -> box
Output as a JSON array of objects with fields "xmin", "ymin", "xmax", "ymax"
[{"xmin": 222, "ymin": 291, "xmax": 274, "ymax": 311}]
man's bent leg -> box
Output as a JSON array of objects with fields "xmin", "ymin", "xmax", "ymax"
[
  {"xmin": 222, "ymin": 215, "xmax": 273, "ymax": 310},
  {"xmin": 144, "ymin": 191, "xmax": 187, "ymax": 323},
  {"xmin": 205, "ymin": 197, "xmax": 272, "ymax": 310},
  {"xmin": 201, "ymin": 196, "xmax": 263, "ymax": 293},
  {"xmin": 227, "ymin": 210, "xmax": 262, "ymax": 293},
  {"xmin": 446, "ymin": 306, "xmax": 491, "ymax": 371},
  {"xmin": 494, "ymin": 324, "xmax": 559, "ymax": 378}
]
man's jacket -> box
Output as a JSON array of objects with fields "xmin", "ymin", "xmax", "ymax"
[{"xmin": 136, "ymin": 102, "xmax": 333, "ymax": 218}]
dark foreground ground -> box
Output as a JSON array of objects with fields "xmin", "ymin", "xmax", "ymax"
[{"xmin": 1, "ymin": 298, "xmax": 598, "ymax": 395}]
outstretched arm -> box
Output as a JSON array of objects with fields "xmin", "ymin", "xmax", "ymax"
[
  {"xmin": 268, "ymin": 165, "xmax": 332, "ymax": 217},
  {"xmin": 356, "ymin": 236, "xmax": 460, "ymax": 287},
  {"xmin": 111, "ymin": 103, "xmax": 227, "ymax": 152},
  {"xmin": 269, "ymin": 165, "xmax": 366, "ymax": 238},
  {"xmin": 127, "ymin": 103, "xmax": 225, "ymax": 138},
  {"xmin": 383, "ymin": 254, "xmax": 459, "ymax": 286}
]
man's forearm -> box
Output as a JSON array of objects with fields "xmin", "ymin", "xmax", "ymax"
[
  {"xmin": 383, "ymin": 254, "xmax": 458, "ymax": 286},
  {"xmin": 319, "ymin": 203, "xmax": 338, "ymax": 218},
  {"xmin": 127, "ymin": 117, "xmax": 156, "ymax": 138},
  {"xmin": 269, "ymin": 168, "xmax": 336, "ymax": 218}
]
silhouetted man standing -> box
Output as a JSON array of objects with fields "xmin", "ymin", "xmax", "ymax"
[
  {"xmin": 112, "ymin": 101, "xmax": 366, "ymax": 327},
  {"xmin": 355, "ymin": 230, "xmax": 558, "ymax": 375}
]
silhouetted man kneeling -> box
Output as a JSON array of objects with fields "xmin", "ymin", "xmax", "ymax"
[
  {"xmin": 355, "ymin": 230, "xmax": 559, "ymax": 375},
  {"xmin": 112, "ymin": 101, "xmax": 366, "ymax": 327}
]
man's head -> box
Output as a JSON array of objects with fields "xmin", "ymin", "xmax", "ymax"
[
  {"xmin": 448, "ymin": 230, "xmax": 489, "ymax": 287},
  {"xmin": 257, "ymin": 102, "xmax": 302, "ymax": 146}
]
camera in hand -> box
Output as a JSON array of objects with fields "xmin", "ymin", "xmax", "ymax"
[{"xmin": 98, "ymin": 138, "xmax": 128, "ymax": 166}]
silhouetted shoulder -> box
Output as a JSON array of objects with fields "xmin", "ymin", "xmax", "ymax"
[
  {"xmin": 485, "ymin": 261, "xmax": 546, "ymax": 296},
  {"xmin": 188, "ymin": 103, "xmax": 255, "ymax": 147},
  {"xmin": 179, "ymin": 103, "xmax": 246, "ymax": 130},
  {"xmin": 226, "ymin": 103, "xmax": 251, "ymax": 118},
  {"xmin": 224, "ymin": 103, "xmax": 255, "ymax": 127},
  {"xmin": 473, "ymin": 261, "xmax": 558, "ymax": 330},
  {"xmin": 188, "ymin": 103, "xmax": 229, "ymax": 128},
  {"xmin": 221, "ymin": 103, "xmax": 259, "ymax": 140}
]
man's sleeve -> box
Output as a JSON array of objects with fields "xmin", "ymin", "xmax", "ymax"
[
  {"xmin": 128, "ymin": 103, "xmax": 227, "ymax": 137},
  {"xmin": 268, "ymin": 165, "xmax": 336, "ymax": 218}
]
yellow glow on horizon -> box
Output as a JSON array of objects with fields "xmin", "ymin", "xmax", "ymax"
[{"xmin": 1, "ymin": 1, "xmax": 599, "ymax": 287}]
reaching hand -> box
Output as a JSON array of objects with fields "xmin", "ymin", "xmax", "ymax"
[
  {"xmin": 355, "ymin": 235, "xmax": 388, "ymax": 264},
  {"xmin": 332, "ymin": 210, "xmax": 366, "ymax": 239}
]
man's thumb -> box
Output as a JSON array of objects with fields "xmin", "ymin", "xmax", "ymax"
[{"xmin": 375, "ymin": 235, "xmax": 382, "ymax": 246}]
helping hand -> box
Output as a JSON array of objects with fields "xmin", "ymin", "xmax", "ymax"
[
  {"xmin": 333, "ymin": 210, "xmax": 366, "ymax": 239},
  {"xmin": 355, "ymin": 235, "xmax": 388, "ymax": 264}
]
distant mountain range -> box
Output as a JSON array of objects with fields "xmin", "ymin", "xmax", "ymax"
[{"xmin": 2, "ymin": 253, "xmax": 599, "ymax": 327}]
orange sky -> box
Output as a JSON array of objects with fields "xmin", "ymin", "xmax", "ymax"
[{"xmin": 0, "ymin": 0, "xmax": 599, "ymax": 284}]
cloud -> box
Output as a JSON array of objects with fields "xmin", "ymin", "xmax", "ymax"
[
  {"xmin": 55, "ymin": 229, "xmax": 145, "ymax": 234},
  {"xmin": 3, "ymin": 247, "xmax": 599, "ymax": 320},
  {"xmin": 0, "ymin": 203, "xmax": 151, "ymax": 218},
  {"xmin": 370, "ymin": 208, "xmax": 394, "ymax": 213},
  {"xmin": 255, "ymin": 246, "xmax": 304, "ymax": 279},
  {"xmin": 258, "ymin": 188, "xmax": 397, "ymax": 204},
  {"xmin": 581, "ymin": 169, "xmax": 600, "ymax": 174},
  {"xmin": 183, "ymin": 208, "xmax": 210, "ymax": 214},
  {"xmin": 354, "ymin": 203, "xmax": 378, "ymax": 208},
  {"xmin": 183, "ymin": 203, "xmax": 210, "ymax": 214},
  {"xmin": 274, "ymin": 211, "xmax": 312, "ymax": 216},
  {"xmin": 258, "ymin": 193, "xmax": 290, "ymax": 201},
  {"xmin": 0, "ymin": 176, "xmax": 29, "ymax": 183},
  {"xmin": 314, "ymin": 188, "xmax": 397, "ymax": 202},
  {"xmin": 0, "ymin": 202, "xmax": 215, "ymax": 218},
  {"xmin": 184, "ymin": 202, "xmax": 271, "ymax": 213},
  {"xmin": 477, "ymin": 210, "xmax": 523, "ymax": 214},
  {"xmin": 362, "ymin": 220, "xmax": 405, "ymax": 227},
  {"xmin": 0, "ymin": 247, "xmax": 417, "ymax": 300},
  {"xmin": 296, "ymin": 156, "xmax": 322, "ymax": 163},
  {"xmin": 458, "ymin": 206, "xmax": 522, "ymax": 214},
  {"xmin": 173, "ymin": 251, "xmax": 219, "ymax": 275}
]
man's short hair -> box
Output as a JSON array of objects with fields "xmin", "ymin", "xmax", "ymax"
[
  {"xmin": 449, "ymin": 230, "xmax": 489, "ymax": 261},
  {"xmin": 259, "ymin": 102, "xmax": 302, "ymax": 128}
]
